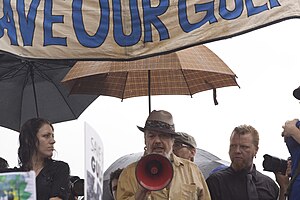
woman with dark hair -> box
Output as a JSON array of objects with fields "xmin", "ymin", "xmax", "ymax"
[{"xmin": 18, "ymin": 118, "xmax": 70, "ymax": 200}]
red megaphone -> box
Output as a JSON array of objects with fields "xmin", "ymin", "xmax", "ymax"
[{"xmin": 135, "ymin": 153, "xmax": 173, "ymax": 191}]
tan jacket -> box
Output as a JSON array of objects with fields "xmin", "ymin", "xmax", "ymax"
[{"xmin": 117, "ymin": 153, "xmax": 211, "ymax": 200}]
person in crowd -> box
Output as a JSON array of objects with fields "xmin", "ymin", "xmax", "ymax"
[
  {"xmin": 0, "ymin": 157, "xmax": 9, "ymax": 170},
  {"xmin": 173, "ymin": 131, "xmax": 197, "ymax": 162},
  {"xmin": 206, "ymin": 124, "xmax": 280, "ymax": 200},
  {"xmin": 276, "ymin": 87, "xmax": 300, "ymax": 200},
  {"xmin": 117, "ymin": 110, "xmax": 211, "ymax": 200},
  {"xmin": 281, "ymin": 118, "xmax": 300, "ymax": 200},
  {"xmin": 109, "ymin": 168, "xmax": 123, "ymax": 199},
  {"xmin": 18, "ymin": 117, "xmax": 70, "ymax": 200},
  {"xmin": 274, "ymin": 157, "xmax": 292, "ymax": 200},
  {"xmin": 0, "ymin": 157, "xmax": 15, "ymax": 200}
]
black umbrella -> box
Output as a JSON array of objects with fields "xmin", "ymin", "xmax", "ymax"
[
  {"xmin": 0, "ymin": 54, "xmax": 98, "ymax": 132},
  {"xmin": 102, "ymin": 149, "xmax": 230, "ymax": 200}
]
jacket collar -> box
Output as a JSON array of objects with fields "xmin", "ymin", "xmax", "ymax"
[{"xmin": 170, "ymin": 153, "xmax": 184, "ymax": 167}]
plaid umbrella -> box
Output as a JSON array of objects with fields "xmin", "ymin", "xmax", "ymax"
[
  {"xmin": 0, "ymin": 54, "xmax": 98, "ymax": 132},
  {"xmin": 62, "ymin": 45, "xmax": 239, "ymax": 113}
]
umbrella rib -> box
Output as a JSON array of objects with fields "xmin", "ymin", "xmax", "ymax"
[
  {"xmin": 35, "ymin": 60, "xmax": 74, "ymax": 71},
  {"xmin": 34, "ymin": 66, "xmax": 54, "ymax": 82},
  {"xmin": 28, "ymin": 63, "xmax": 39, "ymax": 117},
  {"xmin": 32, "ymin": 62, "xmax": 77, "ymax": 118},
  {"xmin": 232, "ymin": 75, "xmax": 240, "ymax": 88},
  {"xmin": 0, "ymin": 59, "xmax": 65, "ymax": 81},
  {"xmin": 121, "ymin": 72, "xmax": 129, "ymax": 101},
  {"xmin": 181, "ymin": 69, "xmax": 193, "ymax": 97},
  {"xmin": 0, "ymin": 62, "xmax": 27, "ymax": 80},
  {"xmin": 33, "ymin": 61, "xmax": 71, "ymax": 82},
  {"xmin": 19, "ymin": 66, "xmax": 30, "ymax": 130}
]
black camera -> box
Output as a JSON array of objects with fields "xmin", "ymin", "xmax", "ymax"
[
  {"xmin": 262, "ymin": 154, "xmax": 288, "ymax": 174},
  {"xmin": 69, "ymin": 176, "xmax": 84, "ymax": 199}
]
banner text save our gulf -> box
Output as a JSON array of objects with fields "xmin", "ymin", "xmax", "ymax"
[{"xmin": 0, "ymin": 0, "xmax": 298, "ymax": 60}]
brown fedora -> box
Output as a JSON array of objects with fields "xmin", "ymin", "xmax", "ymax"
[{"xmin": 137, "ymin": 110, "xmax": 177, "ymax": 135}]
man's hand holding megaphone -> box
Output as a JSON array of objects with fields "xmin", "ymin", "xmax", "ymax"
[{"xmin": 135, "ymin": 153, "xmax": 174, "ymax": 198}]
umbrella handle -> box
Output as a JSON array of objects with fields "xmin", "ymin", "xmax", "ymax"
[
  {"xmin": 148, "ymin": 70, "xmax": 151, "ymax": 114},
  {"xmin": 205, "ymin": 80, "xmax": 218, "ymax": 105},
  {"xmin": 29, "ymin": 63, "xmax": 39, "ymax": 117},
  {"xmin": 213, "ymin": 88, "xmax": 218, "ymax": 105}
]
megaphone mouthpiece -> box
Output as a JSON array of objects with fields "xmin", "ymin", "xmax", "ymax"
[{"xmin": 150, "ymin": 166, "xmax": 159, "ymax": 175}]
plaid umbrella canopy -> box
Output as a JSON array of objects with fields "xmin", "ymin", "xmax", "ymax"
[
  {"xmin": 62, "ymin": 45, "xmax": 239, "ymax": 113},
  {"xmin": 0, "ymin": 54, "xmax": 98, "ymax": 132}
]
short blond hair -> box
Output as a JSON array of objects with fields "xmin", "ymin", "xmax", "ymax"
[{"xmin": 231, "ymin": 125, "xmax": 259, "ymax": 149}]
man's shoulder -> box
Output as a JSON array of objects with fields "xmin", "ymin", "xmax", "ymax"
[
  {"xmin": 255, "ymin": 170, "xmax": 276, "ymax": 183},
  {"xmin": 177, "ymin": 156, "xmax": 195, "ymax": 165},
  {"xmin": 121, "ymin": 161, "xmax": 138, "ymax": 173},
  {"xmin": 172, "ymin": 153, "xmax": 197, "ymax": 167},
  {"xmin": 127, "ymin": 161, "xmax": 138, "ymax": 168},
  {"xmin": 43, "ymin": 159, "xmax": 70, "ymax": 174},
  {"xmin": 206, "ymin": 167, "xmax": 232, "ymax": 181},
  {"xmin": 255, "ymin": 170, "xmax": 279, "ymax": 194}
]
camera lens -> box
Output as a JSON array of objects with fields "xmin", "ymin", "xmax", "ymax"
[
  {"xmin": 70, "ymin": 176, "xmax": 84, "ymax": 196},
  {"xmin": 262, "ymin": 154, "xmax": 287, "ymax": 174}
]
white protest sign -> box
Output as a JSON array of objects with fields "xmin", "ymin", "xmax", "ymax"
[
  {"xmin": 84, "ymin": 122, "xmax": 104, "ymax": 200},
  {"xmin": 0, "ymin": 171, "xmax": 36, "ymax": 200}
]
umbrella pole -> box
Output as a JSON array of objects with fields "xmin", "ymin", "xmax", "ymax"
[
  {"xmin": 30, "ymin": 65, "xmax": 39, "ymax": 117},
  {"xmin": 148, "ymin": 70, "xmax": 151, "ymax": 114}
]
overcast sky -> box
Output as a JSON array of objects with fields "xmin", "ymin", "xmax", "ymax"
[{"xmin": 1, "ymin": 19, "xmax": 300, "ymax": 180}]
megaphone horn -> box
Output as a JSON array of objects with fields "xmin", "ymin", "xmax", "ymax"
[{"xmin": 135, "ymin": 153, "xmax": 174, "ymax": 191}]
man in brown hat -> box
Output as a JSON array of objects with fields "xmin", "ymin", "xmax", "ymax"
[
  {"xmin": 117, "ymin": 110, "xmax": 211, "ymax": 200},
  {"xmin": 173, "ymin": 132, "xmax": 197, "ymax": 162}
]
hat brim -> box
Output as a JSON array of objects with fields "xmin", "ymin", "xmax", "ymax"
[
  {"xmin": 293, "ymin": 87, "xmax": 300, "ymax": 100},
  {"xmin": 174, "ymin": 138, "xmax": 196, "ymax": 149},
  {"xmin": 137, "ymin": 126, "xmax": 145, "ymax": 132},
  {"xmin": 137, "ymin": 126, "xmax": 178, "ymax": 135}
]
